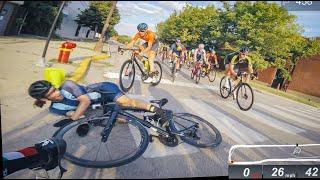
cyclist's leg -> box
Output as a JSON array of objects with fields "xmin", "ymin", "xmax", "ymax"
[{"xmin": 147, "ymin": 40, "xmax": 159, "ymax": 74}]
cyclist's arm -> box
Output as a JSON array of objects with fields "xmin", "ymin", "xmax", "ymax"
[
  {"xmin": 126, "ymin": 33, "xmax": 139, "ymax": 48},
  {"xmin": 3, "ymin": 147, "xmax": 46, "ymax": 177},
  {"xmin": 230, "ymin": 55, "xmax": 238, "ymax": 75},
  {"xmin": 71, "ymin": 95, "xmax": 91, "ymax": 120}
]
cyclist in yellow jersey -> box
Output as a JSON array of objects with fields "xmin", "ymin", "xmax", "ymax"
[
  {"xmin": 223, "ymin": 46, "xmax": 254, "ymax": 89},
  {"xmin": 126, "ymin": 23, "xmax": 160, "ymax": 83}
]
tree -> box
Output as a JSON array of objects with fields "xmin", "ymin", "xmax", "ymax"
[
  {"xmin": 21, "ymin": 1, "xmax": 69, "ymax": 36},
  {"xmin": 75, "ymin": 1, "xmax": 120, "ymax": 41},
  {"xmin": 94, "ymin": 1, "xmax": 117, "ymax": 52},
  {"xmin": 117, "ymin": 35, "xmax": 131, "ymax": 44}
]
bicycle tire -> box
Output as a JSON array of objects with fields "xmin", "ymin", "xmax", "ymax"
[
  {"xmin": 208, "ymin": 68, "xmax": 217, "ymax": 82},
  {"xmin": 219, "ymin": 76, "xmax": 231, "ymax": 99},
  {"xmin": 191, "ymin": 67, "xmax": 195, "ymax": 79},
  {"xmin": 171, "ymin": 113, "xmax": 222, "ymax": 148},
  {"xmin": 119, "ymin": 59, "xmax": 135, "ymax": 92},
  {"xmin": 151, "ymin": 61, "xmax": 163, "ymax": 86},
  {"xmin": 195, "ymin": 68, "xmax": 201, "ymax": 84},
  {"xmin": 236, "ymin": 83, "xmax": 254, "ymax": 111},
  {"xmin": 171, "ymin": 61, "xmax": 176, "ymax": 82},
  {"xmin": 53, "ymin": 117, "xmax": 149, "ymax": 168}
]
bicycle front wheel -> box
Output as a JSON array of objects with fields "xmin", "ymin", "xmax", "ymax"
[
  {"xmin": 195, "ymin": 69, "xmax": 201, "ymax": 84},
  {"xmin": 170, "ymin": 113, "xmax": 222, "ymax": 148},
  {"xmin": 208, "ymin": 68, "xmax": 217, "ymax": 82},
  {"xmin": 119, "ymin": 59, "xmax": 135, "ymax": 92},
  {"xmin": 219, "ymin": 76, "xmax": 231, "ymax": 98},
  {"xmin": 236, "ymin": 83, "xmax": 254, "ymax": 111},
  {"xmin": 151, "ymin": 61, "xmax": 162, "ymax": 86},
  {"xmin": 53, "ymin": 117, "xmax": 149, "ymax": 168}
]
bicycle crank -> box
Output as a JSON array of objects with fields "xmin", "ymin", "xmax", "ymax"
[{"xmin": 158, "ymin": 134, "xmax": 179, "ymax": 147}]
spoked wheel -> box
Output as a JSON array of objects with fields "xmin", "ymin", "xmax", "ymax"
[
  {"xmin": 53, "ymin": 117, "xmax": 149, "ymax": 168},
  {"xmin": 151, "ymin": 61, "xmax": 162, "ymax": 86},
  {"xmin": 236, "ymin": 83, "xmax": 254, "ymax": 111},
  {"xmin": 119, "ymin": 59, "xmax": 135, "ymax": 92},
  {"xmin": 195, "ymin": 68, "xmax": 201, "ymax": 84},
  {"xmin": 208, "ymin": 68, "xmax": 217, "ymax": 82},
  {"xmin": 191, "ymin": 67, "xmax": 195, "ymax": 79},
  {"xmin": 171, "ymin": 61, "xmax": 176, "ymax": 82},
  {"xmin": 171, "ymin": 113, "xmax": 222, "ymax": 148},
  {"xmin": 220, "ymin": 76, "xmax": 231, "ymax": 98}
]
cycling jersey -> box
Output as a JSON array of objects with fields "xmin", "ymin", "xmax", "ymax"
[
  {"xmin": 194, "ymin": 48, "xmax": 206, "ymax": 62},
  {"xmin": 132, "ymin": 30, "xmax": 156, "ymax": 44},
  {"xmin": 206, "ymin": 53, "xmax": 217, "ymax": 64},
  {"xmin": 49, "ymin": 80, "xmax": 123, "ymax": 116},
  {"xmin": 171, "ymin": 43, "xmax": 185, "ymax": 57}
]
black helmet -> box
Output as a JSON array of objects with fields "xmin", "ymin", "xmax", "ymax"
[
  {"xmin": 137, "ymin": 23, "xmax": 148, "ymax": 32},
  {"xmin": 28, "ymin": 80, "xmax": 52, "ymax": 99},
  {"xmin": 239, "ymin": 46, "xmax": 250, "ymax": 53}
]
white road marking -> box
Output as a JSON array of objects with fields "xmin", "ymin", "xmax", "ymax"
[
  {"xmin": 103, "ymin": 72, "xmax": 219, "ymax": 91},
  {"xmin": 255, "ymin": 103, "xmax": 320, "ymax": 129},
  {"xmin": 275, "ymin": 105, "xmax": 320, "ymax": 122},
  {"xmin": 223, "ymin": 103, "xmax": 305, "ymax": 134},
  {"xmin": 180, "ymin": 99, "xmax": 269, "ymax": 144}
]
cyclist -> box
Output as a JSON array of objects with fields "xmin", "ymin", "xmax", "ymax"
[
  {"xmin": 192, "ymin": 43, "xmax": 208, "ymax": 70},
  {"xmin": 223, "ymin": 46, "xmax": 254, "ymax": 95},
  {"xmin": 160, "ymin": 43, "xmax": 169, "ymax": 62},
  {"xmin": 170, "ymin": 38, "xmax": 185, "ymax": 76},
  {"xmin": 28, "ymin": 80, "xmax": 167, "ymax": 136},
  {"xmin": 3, "ymin": 138, "xmax": 65, "ymax": 177},
  {"xmin": 205, "ymin": 49, "xmax": 219, "ymax": 72},
  {"xmin": 126, "ymin": 23, "xmax": 160, "ymax": 83}
]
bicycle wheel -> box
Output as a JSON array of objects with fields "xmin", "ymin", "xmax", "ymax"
[
  {"xmin": 53, "ymin": 117, "xmax": 149, "ymax": 168},
  {"xmin": 236, "ymin": 83, "xmax": 254, "ymax": 111},
  {"xmin": 219, "ymin": 76, "xmax": 231, "ymax": 98},
  {"xmin": 151, "ymin": 61, "xmax": 162, "ymax": 86},
  {"xmin": 190, "ymin": 67, "xmax": 195, "ymax": 79},
  {"xmin": 119, "ymin": 59, "xmax": 135, "ymax": 92},
  {"xmin": 195, "ymin": 68, "xmax": 201, "ymax": 84},
  {"xmin": 208, "ymin": 68, "xmax": 217, "ymax": 82},
  {"xmin": 170, "ymin": 113, "xmax": 222, "ymax": 148},
  {"xmin": 171, "ymin": 61, "xmax": 176, "ymax": 82}
]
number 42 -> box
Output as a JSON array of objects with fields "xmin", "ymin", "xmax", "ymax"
[{"xmin": 305, "ymin": 167, "xmax": 318, "ymax": 177}]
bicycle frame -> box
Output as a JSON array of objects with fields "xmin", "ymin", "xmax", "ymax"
[
  {"xmin": 90, "ymin": 103, "xmax": 199, "ymax": 143},
  {"xmin": 130, "ymin": 53, "xmax": 149, "ymax": 78}
]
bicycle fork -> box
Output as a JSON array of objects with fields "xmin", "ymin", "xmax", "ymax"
[{"xmin": 101, "ymin": 105, "xmax": 120, "ymax": 142}]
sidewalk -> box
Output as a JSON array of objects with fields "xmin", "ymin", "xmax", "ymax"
[{"xmin": 0, "ymin": 36, "xmax": 117, "ymax": 135}]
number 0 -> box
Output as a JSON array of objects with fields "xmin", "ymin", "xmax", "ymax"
[{"xmin": 243, "ymin": 168, "xmax": 250, "ymax": 177}]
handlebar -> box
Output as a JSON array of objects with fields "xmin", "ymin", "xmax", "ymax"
[{"xmin": 118, "ymin": 46, "xmax": 140, "ymax": 55}]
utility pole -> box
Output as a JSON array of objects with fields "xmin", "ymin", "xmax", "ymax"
[
  {"xmin": 93, "ymin": 1, "xmax": 117, "ymax": 52},
  {"xmin": 36, "ymin": 1, "xmax": 66, "ymax": 67}
]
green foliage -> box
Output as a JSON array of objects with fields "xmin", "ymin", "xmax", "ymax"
[
  {"xmin": 117, "ymin": 35, "xmax": 131, "ymax": 44},
  {"xmin": 156, "ymin": 1, "xmax": 320, "ymax": 80},
  {"xmin": 21, "ymin": 1, "xmax": 67, "ymax": 36},
  {"xmin": 75, "ymin": 1, "xmax": 120, "ymax": 36}
]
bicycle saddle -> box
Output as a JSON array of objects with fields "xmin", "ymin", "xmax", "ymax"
[{"xmin": 150, "ymin": 98, "xmax": 168, "ymax": 107}]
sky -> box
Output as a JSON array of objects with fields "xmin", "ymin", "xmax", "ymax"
[
  {"xmin": 114, "ymin": 1, "xmax": 320, "ymax": 38},
  {"xmin": 66, "ymin": 1, "xmax": 320, "ymax": 38}
]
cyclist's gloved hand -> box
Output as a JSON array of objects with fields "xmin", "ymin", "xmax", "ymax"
[{"xmin": 33, "ymin": 138, "xmax": 66, "ymax": 171}]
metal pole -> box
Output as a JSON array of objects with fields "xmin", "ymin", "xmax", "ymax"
[{"xmin": 37, "ymin": 1, "xmax": 66, "ymax": 67}]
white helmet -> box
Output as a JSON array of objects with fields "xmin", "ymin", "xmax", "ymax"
[{"xmin": 199, "ymin": 44, "xmax": 204, "ymax": 49}]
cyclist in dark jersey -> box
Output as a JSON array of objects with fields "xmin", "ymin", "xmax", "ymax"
[
  {"xmin": 223, "ymin": 46, "xmax": 253, "ymax": 88},
  {"xmin": 28, "ymin": 80, "xmax": 168, "ymax": 136}
]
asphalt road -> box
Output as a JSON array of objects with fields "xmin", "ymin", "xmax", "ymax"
[{"xmin": 2, "ymin": 42, "xmax": 319, "ymax": 179}]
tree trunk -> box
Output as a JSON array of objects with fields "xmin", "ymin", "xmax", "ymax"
[
  {"xmin": 75, "ymin": 24, "xmax": 81, "ymax": 36},
  {"xmin": 94, "ymin": 1, "xmax": 117, "ymax": 52},
  {"xmin": 86, "ymin": 29, "xmax": 90, "ymax": 38},
  {"xmin": 93, "ymin": 25, "xmax": 98, "ymax": 41}
]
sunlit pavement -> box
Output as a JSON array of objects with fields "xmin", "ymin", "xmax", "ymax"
[{"xmin": 2, "ymin": 38, "xmax": 319, "ymax": 178}]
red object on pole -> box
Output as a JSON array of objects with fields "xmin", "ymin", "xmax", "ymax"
[{"xmin": 57, "ymin": 42, "xmax": 76, "ymax": 63}]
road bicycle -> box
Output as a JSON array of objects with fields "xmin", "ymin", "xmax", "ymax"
[
  {"xmin": 170, "ymin": 54, "xmax": 183, "ymax": 82},
  {"xmin": 53, "ymin": 90, "xmax": 222, "ymax": 168},
  {"xmin": 118, "ymin": 46, "xmax": 163, "ymax": 92},
  {"xmin": 200, "ymin": 62, "xmax": 218, "ymax": 82},
  {"xmin": 219, "ymin": 71, "xmax": 255, "ymax": 111}
]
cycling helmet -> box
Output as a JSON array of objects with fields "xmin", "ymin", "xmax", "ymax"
[
  {"xmin": 28, "ymin": 80, "xmax": 52, "ymax": 99},
  {"xmin": 239, "ymin": 46, "xmax": 250, "ymax": 53},
  {"xmin": 199, "ymin": 44, "xmax": 204, "ymax": 49},
  {"xmin": 137, "ymin": 23, "xmax": 148, "ymax": 32},
  {"xmin": 175, "ymin": 38, "xmax": 181, "ymax": 43}
]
